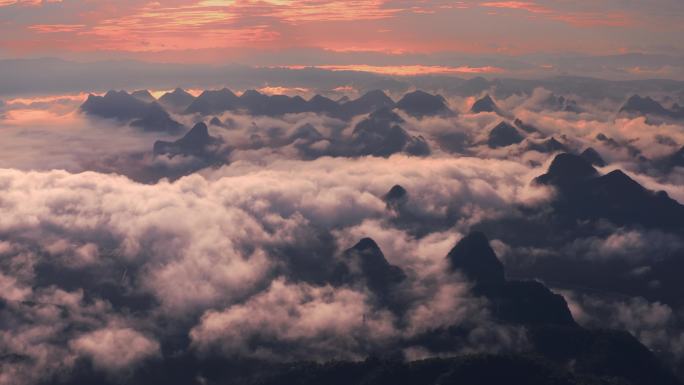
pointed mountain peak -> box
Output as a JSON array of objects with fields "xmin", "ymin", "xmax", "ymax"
[
  {"xmin": 480, "ymin": 94, "xmax": 494, "ymax": 103},
  {"xmin": 344, "ymin": 238, "xmax": 406, "ymax": 293},
  {"xmin": 471, "ymin": 94, "xmax": 499, "ymax": 113},
  {"xmin": 384, "ymin": 185, "xmax": 407, "ymax": 202},
  {"xmin": 547, "ymin": 153, "xmax": 597, "ymax": 178},
  {"xmin": 241, "ymin": 89, "xmax": 263, "ymax": 98},
  {"xmin": 361, "ymin": 89, "xmax": 392, "ymax": 101},
  {"xmin": 209, "ymin": 117, "xmax": 223, "ymax": 126},
  {"xmin": 309, "ymin": 94, "xmax": 335, "ymax": 103},
  {"xmin": 535, "ymin": 153, "xmax": 599, "ymax": 186},
  {"xmin": 488, "ymin": 121, "xmax": 524, "ymax": 148},
  {"xmin": 600, "ymin": 169, "xmax": 644, "ymax": 191},
  {"xmin": 104, "ymin": 89, "xmax": 127, "ymax": 98},
  {"xmin": 340, "ymin": 238, "xmax": 406, "ymax": 305},
  {"xmin": 184, "ymin": 122, "xmax": 210, "ymax": 141},
  {"xmin": 396, "ymin": 90, "xmax": 450, "ymax": 117},
  {"xmin": 131, "ymin": 90, "xmax": 155, "ymax": 103},
  {"xmin": 580, "ymin": 147, "xmax": 606, "ymax": 167},
  {"xmin": 350, "ymin": 237, "xmax": 381, "ymax": 253},
  {"xmin": 620, "ymin": 94, "xmax": 670, "ymax": 116},
  {"xmin": 447, "ymin": 232, "xmax": 505, "ymax": 285},
  {"xmin": 384, "ymin": 185, "xmax": 408, "ymax": 211},
  {"xmin": 546, "ymin": 137, "xmax": 562, "ymax": 146}
]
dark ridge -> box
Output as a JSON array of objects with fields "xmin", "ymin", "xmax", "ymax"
[
  {"xmin": 341, "ymin": 90, "xmax": 395, "ymax": 118},
  {"xmin": 308, "ymin": 94, "xmax": 339, "ymax": 114},
  {"xmin": 395, "ymin": 90, "xmax": 451, "ymax": 117},
  {"xmin": 527, "ymin": 137, "xmax": 568, "ymax": 154},
  {"xmin": 446, "ymin": 232, "xmax": 505, "ymax": 285},
  {"xmin": 534, "ymin": 153, "xmax": 598, "ymax": 185},
  {"xmin": 470, "ymin": 94, "xmax": 499, "ymax": 113},
  {"xmin": 130, "ymin": 102, "xmax": 184, "ymax": 133},
  {"xmin": 336, "ymin": 238, "xmax": 406, "ymax": 304},
  {"xmin": 209, "ymin": 116, "xmax": 225, "ymax": 127},
  {"xmin": 80, "ymin": 90, "xmax": 148, "ymax": 120},
  {"xmin": 158, "ymin": 87, "xmax": 196, "ymax": 112},
  {"xmin": 620, "ymin": 94, "xmax": 673, "ymax": 117},
  {"xmin": 488, "ymin": 121, "xmax": 524, "ymax": 148},
  {"xmin": 290, "ymin": 123, "xmax": 324, "ymax": 142},
  {"xmin": 131, "ymin": 89, "xmax": 156, "ymax": 103},
  {"xmin": 185, "ymin": 88, "xmax": 240, "ymax": 115},
  {"xmin": 384, "ymin": 185, "xmax": 407, "ymax": 202},
  {"xmin": 153, "ymin": 122, "xmax": 221, "ymax": 157},
  {"xmin": 445, "ymin": 232, "xmax": 576, "ymax": 326},
  {"xmin": 350, "ymin": 109, "xmax": 429, "ymax": 157},
  {"xmin": 383, "ymin": 185, "xmax": 408, "ymax": 211},
  {"xmin": 80, "ymin": 90, "xmax": 182, "ymax": 133},
  {"xmin": 580, "ymin": 147, "xmax": 606, "ymax": 167},
  {"xmin": 535, "ymin": 153, "xmax": 684, "ymax": 229}
]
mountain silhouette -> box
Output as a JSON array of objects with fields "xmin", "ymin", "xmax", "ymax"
[
  {"xmin": 439, "ymin": 231, "xmax": 679, "ymax": 384},
  {"xmin": 80, "ymin": 90, "xmax": 182, "ymax": 133},
  {"xmin": 470, "ymin": 94, "xmax": 500, "ymax": 114},
  {"xmin": 153, "ymin": 122, "xmax": 222, "ymax": 157},
  {"xmin": 307, "ymin": 94, "xmax": 340, "ymax": 115},
  {"xmin": 159, "ymin": 87, "xmax": 196, "ymax": 112},
  {"xmin": 335, "ymin": 238, "xmax": 406, "ymax": 306},
  {"xmin": 383, "ymin": 184, "xmax": 408, "ymax": 211},
  {"xmin": 535, "ymin": 153, "xmax": 684, "ymax": 229},
  {"xmin": 180, "ymin": 88, "xmax": 398, "ymax": 119},
  {"xmin": 395, "ymin": 90, "xmax": 451, "ymax": 117},
  {"xmin": 446, "ymin": 232, "xmax": 573, "ymax": 325},
  {"xmin": 447, "ymin": 232, "xmax": 506, "ymax": 285},
  {"xmin": 209, "ymin": 116, "xmax": 227, "ymax": 128},
  {"xmin": 340, "ymin": 90, "xmax": 395, "ymax": 118},
  {"xmin": 620, "ymin": 95, "xmax": 683, "ymax": 119},
  {"xmin": 185, "ymin": 88, "xmax": 240, "ymax": 115},
  {"xmin": 131, "ymin": 89, "xmax": 156, "ymax": 103},
  {"xmin": 350, "ymin": 109, "xmax": 429, "ymax": 157},
  {"xmin": 580, "ymin": 147, "xmax": 606, "ymax": 167},
  {"xmin": 526, "ymin": 137, "xmax": 568, "ymax": 153},
  {"xmin": 488, "ymin": 121, "xmax": 524, "ymax": 148}
]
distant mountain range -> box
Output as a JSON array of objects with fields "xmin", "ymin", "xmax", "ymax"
[
  {"xmin": 535, "ymin": 153, "xmax": 684, "ymax": 230},
  {"xmin": 80, "ymin": 90, "xmax": 183, "ymax": 133},
  {"xmin": 79, "ymin": 88, "xmax": 454, "ymax": 131},
  {"xmin": 620, "ymin": 94, "xmax": 684, "ymax": 120}
]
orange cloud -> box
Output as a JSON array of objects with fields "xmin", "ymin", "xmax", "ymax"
[
  {"xmin": 0, "ymin": 0, "xmax": 61, "ymax": 6},
  {"xmin": 280, "ymin": 64, "xmax": 505, "ymax": 76},
  {"xmin": 20, "ymin": 0, "xmax": 409, "ymax": 52},
  {"xmin": 0, "ymin": 0, "xmax": 660, "ymax": 60},
  {"xmin": 241, "ymin": 0, "xmax": 403, "ymax": 23},
  {"xmin": 480, "ymin": 1, "xmax": 550, "ymax": 14},
  {"xmin": 29, "ymin": 24, "xmax": 85, "ymax": 33},
  {"xmin": 258, "ymin": 86, "xmax": 310, "ymax": 95},
  {"xmin": 480, "ymin": 1, "xmax": 631, "ymax": 27}
]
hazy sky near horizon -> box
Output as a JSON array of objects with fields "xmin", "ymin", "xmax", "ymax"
[{"xmin": 1, "ymin": 0, "xmax": 683, "ymax": 65}]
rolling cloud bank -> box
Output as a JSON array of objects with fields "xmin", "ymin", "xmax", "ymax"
[{"xmin": 1, "ymin": 73, "xmax": 684, "ymax": 385}]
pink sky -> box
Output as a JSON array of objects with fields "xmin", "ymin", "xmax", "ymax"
[{"xmin": 0, "ymin": 0, "xmax": 682, "ymax": 72}]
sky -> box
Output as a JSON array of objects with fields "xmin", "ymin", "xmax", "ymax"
[{"xmin": 1, "ymin": 0, "xmax": 683, "ymax": 70}]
